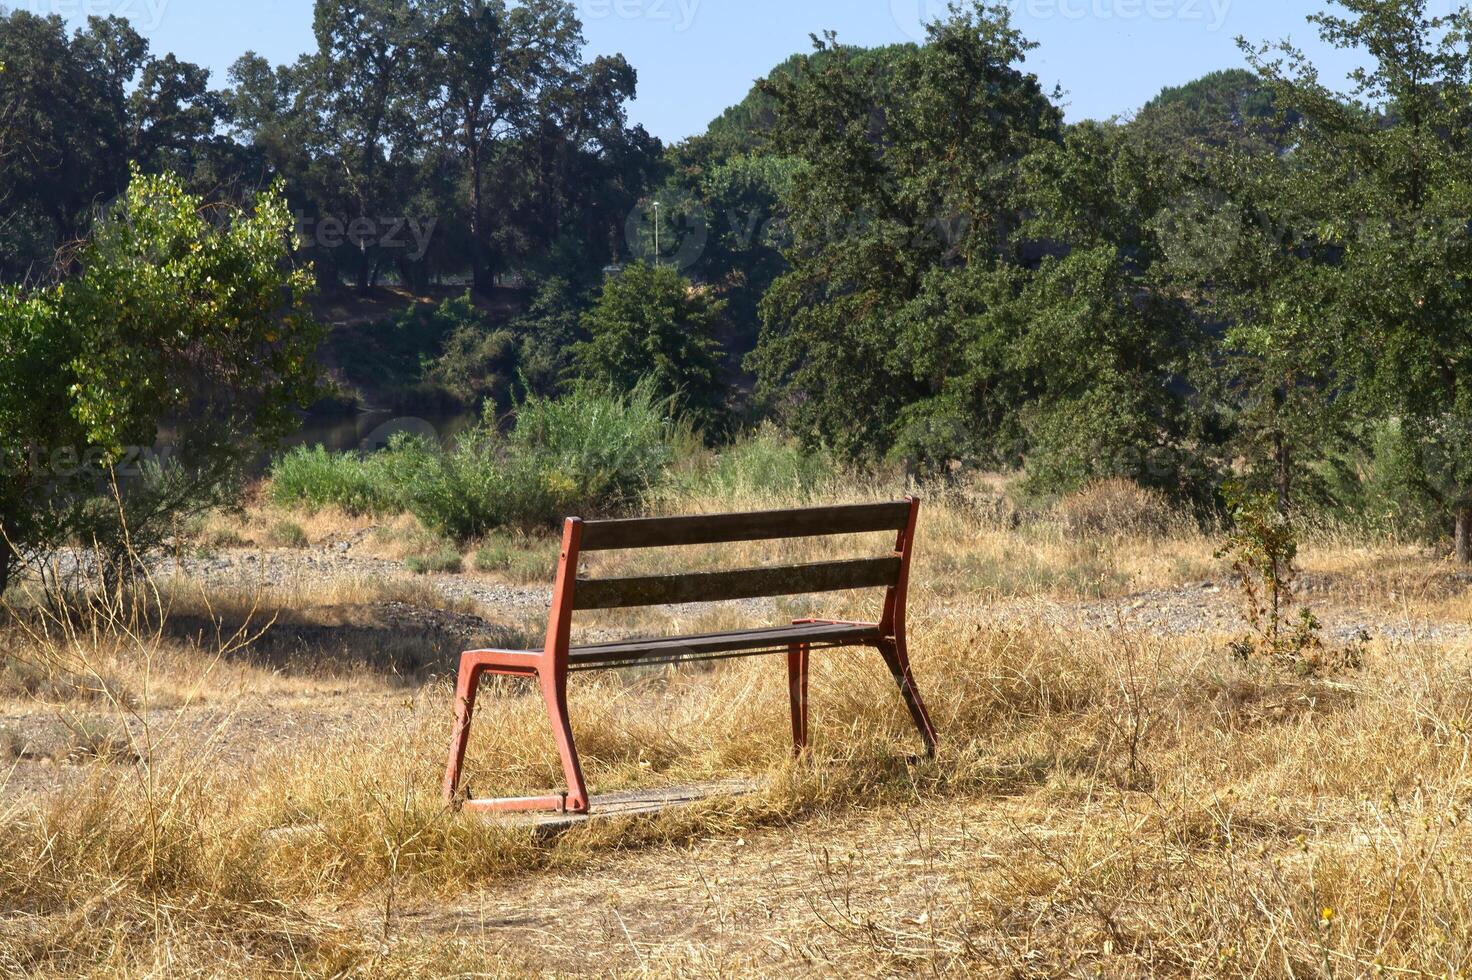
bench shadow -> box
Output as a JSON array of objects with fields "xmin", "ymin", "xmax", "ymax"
[{"xmin": 160, "ymin": 604, "xmax": 540, "ymax": 683}]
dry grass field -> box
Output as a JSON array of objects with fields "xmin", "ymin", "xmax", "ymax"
[{"xmin": 4, "ymin": 477, "xmax": 1472, "ymax": 977}]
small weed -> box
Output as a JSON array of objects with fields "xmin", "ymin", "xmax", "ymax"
[
  {"xmin": 1218, "ymin": 483, "xmax": 1323, "ymax": 668},
  {"xmin": 203, "ymin": 527, "xmax": 249, "ymax": 549},
  {"xmin": 472, "ymin": 534, "xmax": 555, "ymax": 583},
  {"xmin": 60, "ymin": 716, "xmax": 139, "ymax": 764},
  {"xmin": 266, "ymin": 520, "xmax": 309, "ymax": 549},
  {"xmin": 405, "ymin": 546, "xmax": 464, "ymax": 575}
]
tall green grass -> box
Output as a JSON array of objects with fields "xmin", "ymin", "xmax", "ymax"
[
  {"xmin": 658, "ymin": 424, "xmax": 842, "ymax": 506},
  {"xmin": 269, "ymin": 385, "xmax": 677, "ymax": 540},
  {"xmin": 267, "ymin": 444, "xmax": 407, "ymax": 515}
]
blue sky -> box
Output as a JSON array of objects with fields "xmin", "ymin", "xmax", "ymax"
[{"xmin": 19, "ymin": 0, "xmax": 1372, "ymax": 142}]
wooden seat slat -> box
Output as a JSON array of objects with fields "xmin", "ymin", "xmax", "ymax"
[
  {"xmin": 572, "ymin": 557, "xmax": 902, "ymax": 610},
  {"xmin": 567, "ymin": 622, "xmax": 884, "ymax": 667},
  {"xmin": 577, "ymin": 501, "xmax": 911, "ymax": 552}
]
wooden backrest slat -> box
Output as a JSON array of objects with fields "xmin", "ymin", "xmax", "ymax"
[
  {"xmin": 572, "ymin": 557, "xmax": 902, "ymax": 611},
  {"xmin": 577, "ymin": 501, "xmax": 911, "ymax": 552}
]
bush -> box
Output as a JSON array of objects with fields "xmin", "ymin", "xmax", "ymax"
[
  {"xmin": 1217, "ymin": 483, "xmax": 1323, "ymax": 669},
  {"xmin": 400, "ymin": 386, "xmax": 672, "ymax": 540},
  {"xmin": 1055, "ymin": 478, "xmax": 1186, "ymax": 540},
  {"xmin": 1330, "ymin": 419, "xmax": 1446, "ymax": 542},
  {"xmin": 270, "ymin": 386, "xmax": 674, "ymax": 542},
  {"xmin": 265, "ymin": 520, "xmax": 309, "ymax": 549},
  {"xmin": 267, "ymin": 444, "xmax": 407, "ymax": 516},
  {"xmin": 472, "ymin": 534, "xmax": 557, "ymax": 583},
  {"xmin": 405, "ymin": 546, "xmax": 464, "ymax": 575},
  {"xmin": 472, "ymin": 540, "xmax": 514, "ymax": 573},
  {"xmin": 661, "ymin": 426, "xmax": 841, "ymax": 505}
]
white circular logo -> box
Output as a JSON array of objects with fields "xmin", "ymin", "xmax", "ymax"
[{"xmin": 624, "ymin": 192, "xmax": 709, "ymax": 272}]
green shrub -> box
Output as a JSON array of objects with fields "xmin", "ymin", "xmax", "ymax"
[
  {"xmin": 405, "ymin": 545, "xmax": 463, "ymax": 575},
  {"xmin": 661, "ymin": 426, "xmax": 841, "ymax": 505},
  {"xmin": 267, "ymin": 444, "xmax": 408, "ymax": 516},
  {"xmin": 270, "ymin": 385, "xmax": 674, "ymax": 542},
  {"xmin": 472, "ymin": 539, "xmax": 514, "ymax": 573},
  {"xmin": 396, "ymin": 384, "xmax": 674, "ymax": 540},
  {"xmin": 472, "ymin": 533, "xmax": 557, "ymax": 583},
  {"xmin": 266, "ymin": 520, "xmax": 308, "ymax": 549}
]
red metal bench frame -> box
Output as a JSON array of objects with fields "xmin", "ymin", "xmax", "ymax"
[{"xmin": 442, "ymin": 497, "xmax": 937, "ymax": 814}]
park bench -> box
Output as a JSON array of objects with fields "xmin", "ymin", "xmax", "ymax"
[{"xmin": 442, "ymin": 497, "xmax": 937, "ymax": 814}]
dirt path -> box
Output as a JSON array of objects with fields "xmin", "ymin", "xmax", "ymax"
[
  {"xmin": 160, "ymin": 545, "xmax": 1472, "ymax": 645},
  {"xmin": 380, "ymin": 804, "xmax": 986, "ymax": 975}
]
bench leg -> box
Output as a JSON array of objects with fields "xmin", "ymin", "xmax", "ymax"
[
  {"xmin": 876, "ymin": 636, "xmax": 938, "ymax": 757},
  {"xmin": 540, "ymin": 667, "xmax": 590, "ymax": 813},
  {"xmin": 787, "ymin": 642, "xmax": 809, "ymax": 755},
  {"xmin": 443, "ymin": 660, "xmax": 486, "ymax": 802}
]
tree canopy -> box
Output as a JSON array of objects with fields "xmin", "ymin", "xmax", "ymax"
[{"xmin": 8, "ymin": 0, "xmax": 1472, "ymax": 558}]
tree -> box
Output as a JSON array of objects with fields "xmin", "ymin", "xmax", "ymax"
[
  {"xmin": 0, "ymin": 171, "xmax": 323, "ymax": 592},
  {"xmin": 423, "ymin": 292, "xmax": 520, "ymax": 407},
  {"xmin": 1127, "ymin": 68, "xmax": 1297, "ymax": 158},
  {"xmin": 423, "ymin": 0, "xmax": 583, "ymax": 292},
  {"xmin": 1009, "ymin": 122, "xmax": 1215, "ymax": 497},
  {"xmin": 1245, "ymin": 0, "xmax": 1472, "ymax": 556},
  {"xmin": 0, "ymin": 11, "xmax": 229, "ymax": 283},
  {"xmin": 1159, "ymin": 132, "xmax": 1355, "ymax": 515},
  {"xmin": 749, "ymin": 3, "xmax": 1062, "ymax": 462},
  {"xmin": 513, "ymin": 275, "xmax": 592, "ymax": 396},
  {"xmin": 690, "ymin": 153, "xmax": 802, "ymax": 361},
  {"xmin": 577, "ymin": 262, "xmax": 728, "ymax": 435},
  {"xmin": 0, "ymin": 11, "xmax": 129, "ymax": 282},
  {"xmin": 306, "ymin": 0, "xmax": 429, "ymax": 293}
]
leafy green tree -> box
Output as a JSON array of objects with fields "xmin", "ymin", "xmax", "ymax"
[
  {"xmin": 0, "ymin": 171, "xmax": 323, "ymax": 592},
  {"xmin": 1245, "ymin": 0, "xmax": 1472, "ymax": 555},
  {"xmin": 577, "ymin": 262, "xmax": 728, "ymax": 434},
  {"xmin": 0, "ymin": 11, "xmax": 228, "ymax": 282},
  {"xmin": 750, "ymin": 3, "xmax": 1062, "ymax": 462},
  {"xmin": 423, "ymin": 293, "xmax": 520, "ymax": 407},
  {"xmin": 423, "ymin": 0, "xmax": 583, "ymax": 292},
  {"xmin": 1127, "ymin": 69, "xmax": 1296, "ymax": 158},
  {"xmin": 1010, "ymin": 123, "xmax": 1214, "ymax": 497},
  {"xmin": 1160, "ymin": 137, "xmax": 1355, "ymax": 515},
  {"xmin": 691, "ymin": 153, "xmax": 802, "ymax": 360},
  {"xmin": 512, "ymin": 275, "xmax": 592, "ymax": 396},
  {"xmin": 306, "ymin": 0, "xmax": 429, "ymax": 293},
  {"xmin": 0, "ymin": 11, "xmax": 127, "ymax": 281}
]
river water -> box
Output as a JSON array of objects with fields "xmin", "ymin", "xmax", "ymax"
[
  {"xmin": 287, "ymin": 409, "xmax": 478, "ymax": 455},
  {"xmin": 149, "ymin": 408, "xmax": 479, "ymax": 477}
]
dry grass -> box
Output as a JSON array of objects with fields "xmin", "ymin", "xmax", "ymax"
[{"xmin": 4, "ymin": 482, "xmax": 1472, "ymax": 974}]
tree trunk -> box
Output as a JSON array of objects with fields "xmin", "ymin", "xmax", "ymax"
[
  {"xmin": 1273, "ymin": 433, "xmax": 1292, "ymax": 516},
  {"xmin": 1456, "ymin": 503, "xmax": 1472, "ymax": 564},
  {"xmin": 356, "ymin": 245, "xmax": 371, "ymax": 295},
  {"xmin": 0, "ymin": 504, "xmax": 11, "ymax": 599},
  {"xmin": 468, "ymin": 137, "xmax": 487, "ymax": 295}
]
